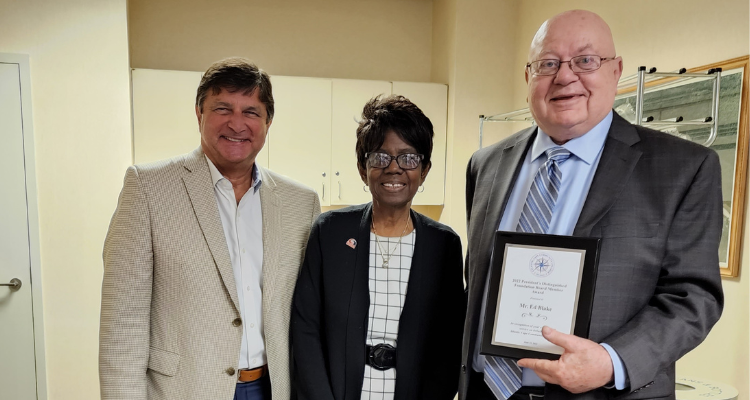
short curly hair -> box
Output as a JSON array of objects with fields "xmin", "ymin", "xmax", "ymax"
[{"xmin": 355, "ymin": 95, "xmax": 434, "ymax": 172}]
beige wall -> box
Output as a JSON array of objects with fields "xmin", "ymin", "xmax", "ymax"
[
  {"xmin": 432, "ymin": 0, "xmax": 522, "ymax": 239},
  {"xmin": 1, "ymin": 0, "xmax": 747, "ymax": 398},
  {"xmin": 0, "ymin": 0, "xmax": 132, "ymax": 398},
  {"xmin": 128, "ymin": 0, "xmax": 434, "ymax": 82}
]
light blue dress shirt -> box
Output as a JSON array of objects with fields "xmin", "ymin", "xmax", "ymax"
[
  {"xmin": 206, "ymin": 157, "xmax": 267, "ymax": 370},
  {"xmin": 474, "ymin": 111, "xmax": 628, "ymax": 390}
]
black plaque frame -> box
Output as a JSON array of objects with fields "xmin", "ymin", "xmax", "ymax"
[{"xmin": 480, "ymin": 231, "xmax": 601, "ymax": 360}]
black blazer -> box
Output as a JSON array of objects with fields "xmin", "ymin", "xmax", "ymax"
[{"xmin": 292, "ymin": 203, "xmax": 466, "ymax": 400}]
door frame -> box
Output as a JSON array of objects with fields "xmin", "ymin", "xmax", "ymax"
[{"xmin": 1, "ymin": 52, "xmax": 47, "ymax": 400}]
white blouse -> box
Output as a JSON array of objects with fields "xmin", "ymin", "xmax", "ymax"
[{"xmin": 361, "ymin": 230, "xmax": 416, "ymax": 400}]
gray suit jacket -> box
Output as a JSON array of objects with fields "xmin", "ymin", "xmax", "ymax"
[
  {"xmin": 459, "ymin": 113, "xmax": 724, "ymax": 399},
  {"xmin": 100, "ymin": 147, "xmax": 321, "ymax": 399}
]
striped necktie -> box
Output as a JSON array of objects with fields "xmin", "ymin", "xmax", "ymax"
[{"xmin": 483, "ymin": 146, "xmax": 571, "ymax": 399}]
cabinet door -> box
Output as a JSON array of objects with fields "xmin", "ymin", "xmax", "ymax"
[
  {"xmin": 131, "ymin": 69, "xmax": 270, "ymax": 167},
  {"xmin": 268, "ymin": 76, "xmax": 332, "ymax": 205},
  {"xmin": 392, "ymin": 82, "xmax": 448, "ymax": 205},
  {"xmin": 331, "ymin": 79, "xmax": 392, "ymax": 205}
]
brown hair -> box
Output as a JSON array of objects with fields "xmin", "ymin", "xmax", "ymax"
[{"xmin": 195, "ymin": 57, "xmax": 274, "ymax": 122}]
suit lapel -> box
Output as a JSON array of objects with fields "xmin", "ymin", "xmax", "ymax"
[
  {"xmin": 258, "ymin": 167, "xmax": 282, "ymax": 316},
  {"xmin": 345, "ymin": 204, "xmax": 373, "ymax": 400},
  {"xmin": 471, "ymin": 128, "xmax": 535, "ymax": 294},
  {"xmin": 182, "ymin": 148, "xmax": 239, "ymax": 311},
  {"xmin": 573, "ymin": 114, "xmax": 642, "ymax": 237}
]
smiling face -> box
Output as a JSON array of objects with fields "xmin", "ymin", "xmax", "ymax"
[
  {"xmin": 526, "ymin": 10, "xmax": 623, "ymax": 143},
  {"xmin": 197, "ymin": 88, "xmax": 271, "ymax": 174},
  {"xmin": 359, "ymin": 130, "xmax": 430, "ymax": 213}
]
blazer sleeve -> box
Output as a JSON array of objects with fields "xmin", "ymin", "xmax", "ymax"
[
  {"xmin": 291, "ymin": 219, "xmax": 336, "ymax": 400},
  {"xmin": 311, "ymin": 192, "xmax": 322, "ymax": 228},
  {"xmin": 423, "ymin": 232, "xmax": 467, "ymax": 399},
  {"xmin": 99, "ymin": 166, "xmax": 153, "ymax": 400},
  {"xmin": 464, "ymin": 155, "xmax": 477, "ymax": 285},
  {"xmin": 604, "ymin": 150, "xmax": 724, "ymax": 391}
]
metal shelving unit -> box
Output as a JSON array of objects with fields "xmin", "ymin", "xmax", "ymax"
[{"xmin": 479, "ymin": 66, "xmax": 723, "ymax": 148}]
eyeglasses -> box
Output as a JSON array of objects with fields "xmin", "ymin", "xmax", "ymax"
[
  {"xmin": 526, "ymin": 55, "xmax": 616, "ymax": 76},
  {"xmin": 365, "ymin": 152, "xmax": 424, "ymax": 170}
]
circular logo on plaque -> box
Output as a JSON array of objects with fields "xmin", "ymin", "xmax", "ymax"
[{"xmin": 529, "ymin": 253, "xmax": 554, "ymax": 277}]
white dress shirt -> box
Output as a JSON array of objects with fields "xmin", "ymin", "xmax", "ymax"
[{"xmin": 207, "ymin": 156, "xmax": 266, "ymax": 370}]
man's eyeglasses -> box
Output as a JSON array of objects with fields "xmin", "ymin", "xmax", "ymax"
[
  {"xmin": 365, "ymin": 152, "xmax": 424, "ymax": 170},
  {"xmin": 526, "ymin": 55, "xmax": 616, "ymax": 76}
]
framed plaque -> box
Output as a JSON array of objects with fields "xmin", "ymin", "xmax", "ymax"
[{"xmin": 480, "ymin": 231, "xmax": 601, "ymax": 360}]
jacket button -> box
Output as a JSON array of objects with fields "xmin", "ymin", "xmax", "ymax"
[
  {"xmin": 226, "ymin": 367, "xmax": 236, "ymax": 376},
  {"xmin": 461, "ymin": 365, "xmax": 467, "ymax": 373},
  {"xmin": 232, "ymin": 318, "xmax": 242, "ymax": 327}
]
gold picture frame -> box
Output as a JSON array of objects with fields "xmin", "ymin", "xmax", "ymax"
[{"xmin": 615, "ymin": 56, "xmax": 748, "ymax": 278}]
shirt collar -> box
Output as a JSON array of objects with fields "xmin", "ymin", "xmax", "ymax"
[
  {"xmin": 531, "ymin": 110, "xmax": 613, "ymax": 165},
  {"xmin": 205, "ymin": 155, "xmax": 263, "ymax": 194}
]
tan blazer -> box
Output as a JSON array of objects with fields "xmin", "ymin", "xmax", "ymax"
[{"xmin": 100, "ymin": 147, "xmax": 321, "ymax": 400}]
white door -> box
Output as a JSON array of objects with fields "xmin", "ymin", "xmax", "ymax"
[{"xmin": 0, "ymin": 61, "xmax": 40, "ymax": 398}]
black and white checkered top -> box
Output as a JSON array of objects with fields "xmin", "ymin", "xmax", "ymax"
[{"xmin": 361, "ymin": 230, "xmax": 416, "ymax": 400}]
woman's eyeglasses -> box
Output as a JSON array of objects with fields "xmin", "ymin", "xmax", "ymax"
[{"xmin": 365, "ymin": 152, "xmax": 424, "ymax": 170}]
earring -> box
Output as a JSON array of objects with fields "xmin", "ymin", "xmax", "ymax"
[
  {"xmin": 418, "ymin": 185, "xmax": 425, "ymax": 193},
  {"xmin": 363, "ymin": 185, "xmax": 370, "ymax": 193}
]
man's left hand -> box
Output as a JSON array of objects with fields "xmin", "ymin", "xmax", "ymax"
[{"xmin": 517, "ymin": 326, "xmax": 614, "ymax": 393}]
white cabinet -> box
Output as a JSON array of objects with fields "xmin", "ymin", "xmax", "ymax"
[
  {"xmin": 267, "ymin": 76, "xmax": 332, "ymax": 204},
  {"xmin": 393, "ymin": 82, "xmax": 448, "ymax": 205},
  {"xmin": 131, "ymin": 69, "xmax": 447, "ymax": 205},
  {"xmin": 330, "ymin": 79, "xmax": 392, "ymax": 205},
  {"xmin": 131, "ymin": 69, "xmax": 201, "ymax": 164},
  {"xmin": 329, "ymin": 80, "xmax": 448, "ymax": 206}
]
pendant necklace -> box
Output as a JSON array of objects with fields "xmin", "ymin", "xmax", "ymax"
[{"xmin": 372, "ymin": 214, "xmax": 410, "ymax": 268}]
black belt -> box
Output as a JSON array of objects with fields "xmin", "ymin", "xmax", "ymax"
[
  {"xmin": 516, "ymin": 386, "xmax": 545, "ymax": 399},
  {"xmin": 365, "ymin": 344, "xmax": 397, "ymax": 370}
]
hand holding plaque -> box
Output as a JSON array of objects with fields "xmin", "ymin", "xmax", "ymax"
[
  {"xmin": 481, "ymin": 232, "xmax": 601, "ymax": 360},
  {"xmin": 517, "ymin": 326, "xmax": 615, "ymax": 392}
]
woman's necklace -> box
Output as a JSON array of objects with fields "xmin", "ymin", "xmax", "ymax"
[{"xmin": 372, "ymin": 214, "xmax": 410, "ymax": 268}]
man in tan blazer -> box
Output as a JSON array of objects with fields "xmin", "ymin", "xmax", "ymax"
[{"xmin": 100, "ymin": 58, "xmax": 320, "ymax": 400}]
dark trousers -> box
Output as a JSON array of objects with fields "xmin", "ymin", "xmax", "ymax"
[
  {"xmin": 468, "ymin": 370, "xmax": 545, "ymax": 400},
  {"xmin": 234, "ymin": 374, "xmax": 272, "ymax": 400}
]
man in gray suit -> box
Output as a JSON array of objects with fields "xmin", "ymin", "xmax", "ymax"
[
  {"xmin": 460, "ymin": 10, "xmax": 723, "ymax": 400},
  {"xmin": 100, "ymin": 58, "xmax": 320, "ymax": 400}
]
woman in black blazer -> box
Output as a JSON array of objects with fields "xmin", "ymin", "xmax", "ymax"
[{"xmin": 291, "ymin": 95, "xmax": 466, "ymax": 400}]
